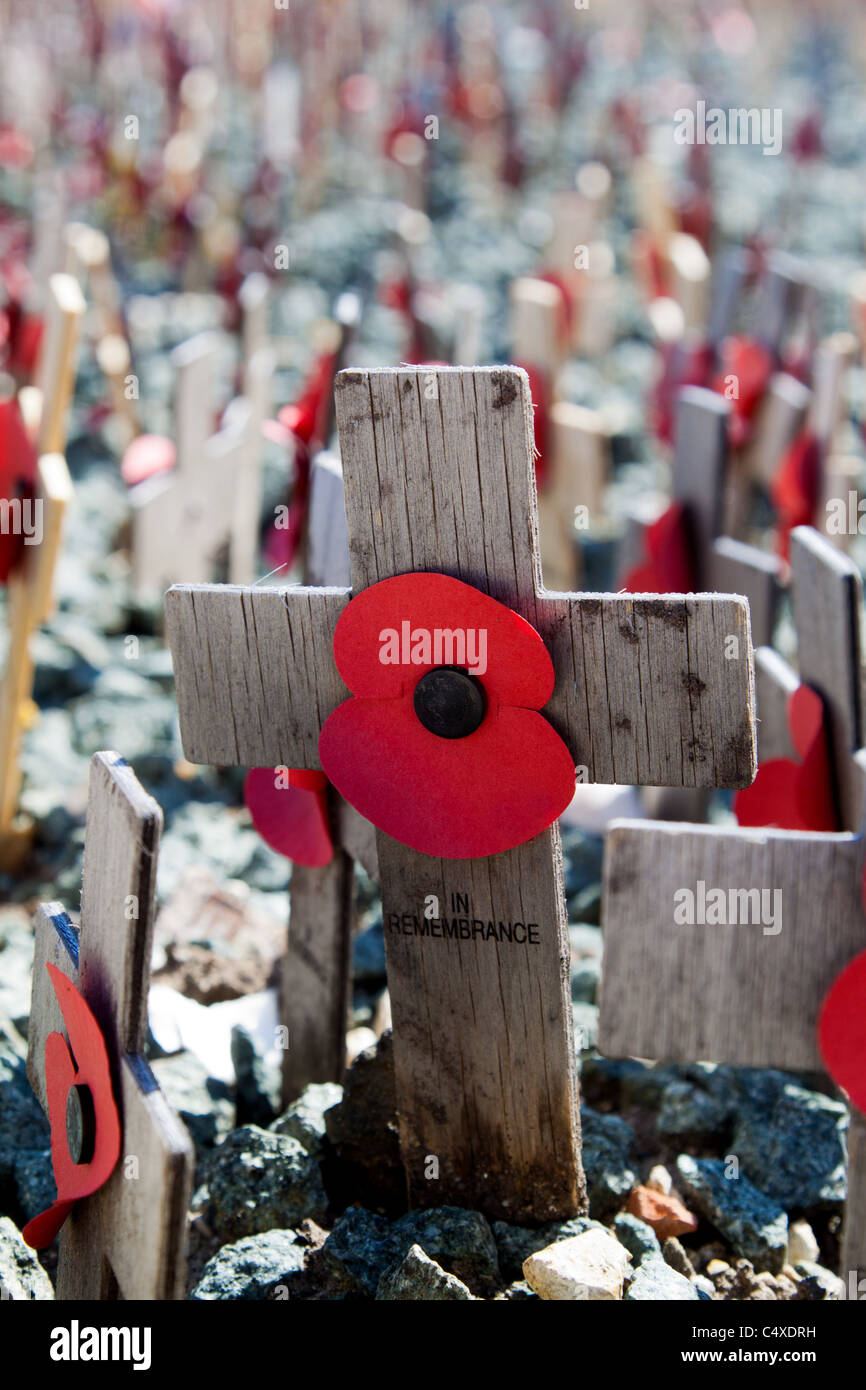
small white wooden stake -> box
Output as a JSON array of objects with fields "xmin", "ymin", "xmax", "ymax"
[
  {"xmin": 668, "ymin": 233, "xmax": 711, "ymax": 336},
  {"xmin": 27, "ymin": 753, "xmax": 193, "ymax": 1299},
  {"xmin": 62, "ymin": 223, "xmax": 124, "ymax": 339},
  {"xmin": 130, "ymin": 331, "xmax": 261, "ymax": 596},
  {"xmin": 0, "ymin": 454, "xmax": 73, "ymax": 868},
  {"xmin": 35, "ymin": 273, "xmax": 86, "ymax": 456},
  {"xmin": 509, "ymin": 277, "xmax": 563, "ymax": 381},
  {"xmin": 538, "ymin": 402, "xmax": 610, "ymax": 593},
  {"xmin": 238, "ymin": 272, "xmax": 271, "ymax": 378},
  {"xmin": 166, "ymin": 366, "xmax": 757, "ymax": 1222},
  {"xmin": 95, "ymin": 333, "xmax": 139, "ymax": 442}
]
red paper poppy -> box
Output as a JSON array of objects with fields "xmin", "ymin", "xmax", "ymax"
[
  {"xmin": 819, "ymin": 934, "xmax": 866, "ymax": 1116},
  {"xmin": 0, "ymin": 392, "xmax": 37, "ymax": 584},
  {"xmin": 771, "ymin": 430, "xmax": 821, "ymax": 561},
  {"xmin": 650, "ymin": 340, "xmax": 713, "ymax": 446},
  {"xmin": 23, "ymin": 963, "xmax": 121, "ymax": 1249},
  {"xmin": 711, "ymin": 335, "xmax": 772, "ymax": 448},
  {"xmin": 734, "ymin": 683, "xmax": 837, "ymax": 832},
  {"xmin": 120, "ymin": 432, "xmax": 176, "ymax": 485},
  {"xmin": 622, "ymin": 501, "xmax": 695, "ymax": 594},
  {"xmin": 318, "ymin": 572, "xmax": 576, "ymax": 859},
  {"xmin": 244, "ymin": 767, "xmax": 333, "ymax": 867}
]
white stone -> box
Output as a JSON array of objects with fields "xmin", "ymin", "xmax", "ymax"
[
  {"xmin": 646, "ymin": 1164, "xmax": 673, "ymax": 1196},
  {"xmin": 787, "ymin": 1219, "xmax": 819, "ymax": 1266},
  {"xmin": 560, "ymin": 783, "xmax": 644, "ymax": 834},
  {"xmin": 345, "ymin": 1026, "xmax": 378, "ymax": 1065},
  {"xmin": 522, "ymin": 1228, "xmax": 631, "ymax": 1300}
]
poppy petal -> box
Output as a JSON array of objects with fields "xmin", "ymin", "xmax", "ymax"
[
  {"xmin": 320, "ymin": 697, "xmax": 575, "ymax": 860},
  {"xmin": 818, "ymin": 949, "xmax": 866, "ymax": 1115},
  {"xmin": 245, "ymin": 767, "xmax": 333, "ymax": 867},
  {"xmin": 322, "ymin": 571, "xmax": 575, "ymax": 858}
]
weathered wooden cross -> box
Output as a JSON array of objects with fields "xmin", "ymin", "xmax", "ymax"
[
  {"xmin": 27, "ymin": 752, "xmax": 193, "ymax": 1299},
  {"xmin": 166, "ymin": 365, "xmax": 756, "ymax": 1222},
  {"xmin": 278, "ymin": 447, "xmax": 378, "ymax": 1103},
  {"xmin": 600, "ymin": 525, "xmax": 866, "ymax": 1277},
  {"xmin": 510, "ymin": 277, "xmax": 610, "ymax": 593},
  {"xmin": 129, "ymin": 332, "xmax": 260, "ymax": 596},
  {"xmin": 621, "ymin": 385, "xmax": 782, "ymax": 648}
]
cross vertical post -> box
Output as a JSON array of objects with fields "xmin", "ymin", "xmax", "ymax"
[{"xmin": 26, "ymin": 753, "xmax": 193, "ymax": 1299}]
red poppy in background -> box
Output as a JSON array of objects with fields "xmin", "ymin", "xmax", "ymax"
[
  {"xmin": 318, "ymin": 572, "xmax": 575, "ymax": 859},
  {"xmin": 0, "ymin": 391, "xmax": 37, "ymax": 584},
  {"xmin": 622, "ymin": 501, "xmax": 695, "ymax": 594},
  {"xmin": 244, "ymin": 767, "xmax": 333, "ymax": 868},
  {"xmin": 771, "ymin": 430, "xmax": 821, "ymax": 561},
  {"xmin": 711, "ymin": 335, "xmax": 772, "ymax": 448},
  {"xmin": 262, "ymin": 348, "xmax": 339, "ymax": 571},
  {"xmin": 734, "ymin": 683, "xmax": 837, "ymax": 832},
  {"xmin": 819, "ymin": 929, "xmax": 866, "ymax": 1116},
  {"xmin": 23, "ymin": 964, "xmax": 121, "ymax": 1249}
]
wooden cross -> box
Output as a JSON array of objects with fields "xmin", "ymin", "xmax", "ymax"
[
  {"xmin": 620, "ymin": 386, "xmax": 782, "ymax": 648},
  {"xmin": 755, "ymin": 526, "xmax": 863, "ymax": 832},
  {"xmin": 63, "ymin": 223, "xmax": 139, "ymax": 446},
  {"xmin": 280, "ymin": 448, "xmax": 377, "ymax": 1103},
  {"xmin": 129, "ymin": 332, "xmax": 260, "ymax": 594},
  {"xmin": 510, "ymin": 278, "xmax": 610, "ymax": 592},
  {"xmin": 27, "ymin": 752, "xmax": 193, "ymax": 1299},
  {"xmin": 600, "ymin": 526, "xmax": 866, "ymax": 1279},
  {"xmin": 165, "ymin": 366, "xmax": 756, "ymax": 1223}
]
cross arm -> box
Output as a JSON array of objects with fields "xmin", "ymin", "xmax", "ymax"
[
  {"xmin": 599, "ymin": 818, "xmax": 866, "ymax": 1071},
  {"xmin": 541, "ymin": 591, "xmax": 756, "ymax": 788},
  {"xmin": 165, "ymin": 584, "xmax": 351, "ymax": 767}
]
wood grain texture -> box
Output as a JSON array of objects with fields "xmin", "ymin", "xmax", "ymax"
[
  {"xmin": 599, "ymin": 819, "xmax": 866, "ymax": 1072},
  {"xmin": 281, "ymin": 847, "xmax": 354, "ymax": 1104},
  {"xmin": 27, "ymin": 753, "xmax": 193, "ymax": 1299},
  {"xmin": 376, "ymin": 827, "xmax": 583, "ymax": 1222},
  {"xmin": 790, "ymin": 526, "xmax": 864, "ymax": 830},
  {"xmin": 335, "ymin": 367, "xmax": 757, "ymax": 788},
  {"xmin": 335, "ymin": 366, "xmax": 582, "ymax": 1221},
  {"xmin": 542, "ymin": 592, "xmax": 755, "ymax": 788},
  {"xmin": 165, "ymin": 584, "xmax": 350, "ymax": 766}
]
